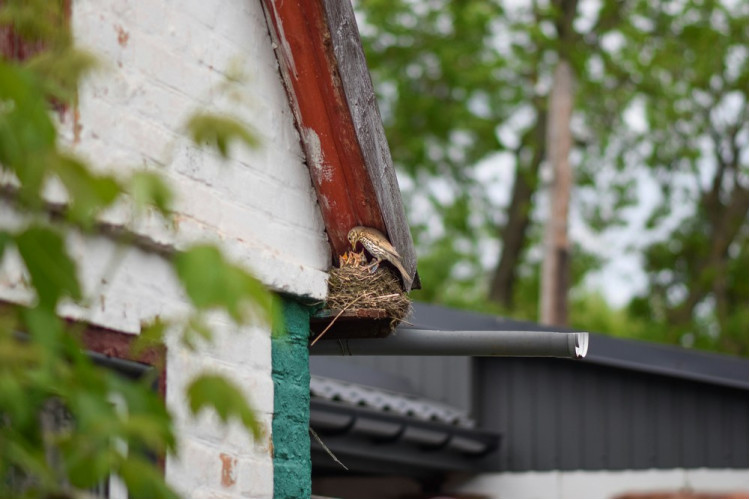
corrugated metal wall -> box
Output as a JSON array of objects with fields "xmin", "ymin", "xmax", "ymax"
[{"xmin": 476, "ymin": 358, "xmax": 749, "ymax": 471}]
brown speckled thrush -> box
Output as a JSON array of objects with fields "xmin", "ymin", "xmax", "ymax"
[{"xmin": 347, "ymin": 226, "xmax": 412, "ymax": 290}]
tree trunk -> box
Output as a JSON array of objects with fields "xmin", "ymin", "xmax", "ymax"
[
  {"xmin": 667, "ymin": 183, "xmax": 749, "ymax": 327},
  {"xmin": 540, "ymin": 60, "xmax": 575, "ymax": 326},
  {"xmin": 488, "ymin": 109, "xmax": 546, "ymax": 309}
]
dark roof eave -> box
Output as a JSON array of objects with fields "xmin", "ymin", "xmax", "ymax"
[
  {"xmin": 406, "ymin": 302, "xmax": 749, "ymax": 390},
  {"xmin": 310, "ymin": 398, "xmax": 500, "ymax": 475},
  {"xmin": 583, "ymin": 334, "xmax": 749, "ymax": 390}
]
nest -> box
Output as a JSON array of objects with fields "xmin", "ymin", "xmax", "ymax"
[{"xmin": 326, "ymin": 251, "xmax": 411, "ymax": 323}]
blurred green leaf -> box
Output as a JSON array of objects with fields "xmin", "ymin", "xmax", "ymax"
[
  {"xmin": 131, "ymin": 317, "xmax": 167, "ymax": 359},
  {"xmin": 128, "ymin": 171, "xmax": 174, "ymax": 217},
  {"xmin": 0, "ymin": 61, "xmax": 55, "ymax": 200},
  {"xmin": 187, "ymin": 373, "xmax": 262, "ymax": 438},
  {"xmin": 15, "ymin": 226, "xmax": 81, "ymax": 308},
  {"xmin": 21, "ymin": 306, "xmax": 63, "ymax": 359},
  {"xmin": 26, "ymin": 48, "xmax": 98, "ymax": 105},
  {"xmin": 0, "ymin": 368, "xmax": 35, "ymax": 423},
  {"xmin": 0, "ymin": 0, "xmax": 70, "ymax": 49},
  {"xmin": 174, "ymin": 244, "xmax": 274, "ymax": 324},
  {"xmin": 119, "ymin": 456, "xmax": 178, "ymax": 499},
  {"xmin": 0, "ymin": 231, "xmax": 10, "ymax": 260},
  {"xmin": 63, "ymin": 438, "xmax": 114, "ymax": 489},
  {"xmin": 178, "ymin": 313, "xmax": 214, "ymax": 351},
  {"xmin": 52, "ymin": 153, "xmax": 122, "ymax": 226},
  {"xmin": 120, "ymin": 415, "xmax": 174, "ymax": 453},
  {"xmin": 107, "ymin": 374, "xmax": 176, "ymax": 453},
  {"xmin": 71, "ymin": 390, "xmax": 115, "ymax": 431},
  {"xmin": 185, "ymin": 112, "xmax": 258, "ymax": 158},
  {"xmin": 0, "ymin": 438, "xmax": 57, "ymax": 496}
]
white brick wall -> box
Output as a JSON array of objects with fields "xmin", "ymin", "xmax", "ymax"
[
  {"xmin": 69, "ymin": 0, "xmax": 330, "ymax": 299},
  {"xmin": 0, "ymin": 0, "xmax": 330, "ymax": 497}
]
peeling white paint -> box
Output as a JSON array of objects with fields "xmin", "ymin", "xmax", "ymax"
[
  {"xmin": 302, "ymin": 127, "xmax": 334, "ymax": 184},
  {"xmin": 269, "ymin": 0, "xmax": 298, "ymax": 78},
  {"xmin": 65, "ymin": 0, "xmax": 330, "ymax": 300}
]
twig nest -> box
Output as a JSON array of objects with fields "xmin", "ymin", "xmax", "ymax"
[{"xmin": 326, "ymin": 251, "xmax": 411, "ymax": 324}]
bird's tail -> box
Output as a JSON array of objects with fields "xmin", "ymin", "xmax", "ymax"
[{"xmin": 391, "ymin": 259, "xmax": 413, "ymax": 291}]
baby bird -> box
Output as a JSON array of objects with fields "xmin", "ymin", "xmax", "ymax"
[{"xmin": 347, "ymin": 226, "xmax": 412, "ymax": 290}]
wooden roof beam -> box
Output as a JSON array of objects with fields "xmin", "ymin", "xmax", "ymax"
[{"xmin": 261, "ymin": 0, "xmax": 419, "ymax": 289}]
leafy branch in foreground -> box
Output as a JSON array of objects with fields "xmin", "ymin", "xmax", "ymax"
[{"xmin": 0, "ymin": 0, "xmax": 278, "ymax": 496}]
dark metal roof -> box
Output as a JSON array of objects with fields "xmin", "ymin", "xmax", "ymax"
[
  {"xmin": 311, "ymin": 376, "xmax": 474, "ymax": 427},
  {"xmin": 310, "ymin": 399, "xmax": 499, "ymax": 477},
  {"xmin": 406, "ymin": 302, "xmax": 749, "ymax": 390},
  {"xmin": 309, "ymin": 357, "xmax": 498, "ymax": 475}
]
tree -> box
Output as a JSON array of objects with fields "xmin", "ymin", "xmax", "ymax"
[
  {"xmin": 540, "ymin": 59, "xmax": 575, "ymax": 326},
  {"xmin": 358, "ymin": 0, "xmax": 544, "ymax": 312},
  {"xmin": 577, "ymin": 0, "xmax": 749, "ymax": 354},
  {"xmin": 357, "ymin": 0, "xmax": 748, "ymax": 354},
  {"xmin": 0, "ymin": 1, "xmax": 276, "ymax": 495}
]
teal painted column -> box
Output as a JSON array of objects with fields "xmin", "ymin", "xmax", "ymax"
[{"xmin": 272, "ymin": 297, "xmax": 311, "ymax": 499}]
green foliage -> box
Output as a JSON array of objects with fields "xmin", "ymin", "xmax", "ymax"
[
  {"xmin": 0, "ymin": 1, "xmax": 279, "ymax": 496},
  {"xmin": 175, "ymin": 245, "xmax": 275, "ymax": 324},
  {"xmin": 118, "ymin": 457, "xmax": 178, "ymax": 498},
  {"xmin": 0, "ymin": 0, "xmax": 70, "ymax": 47},
  {"xmin": 360, "ymin": 0, "xmax": 748, "ymax": 355},
  {"xmin": 0, "ymin": 62, "xmax": 56, "ymax": 204},
  {"xmin": 186, "ymin": 374, "xmax": 262, "ymax": 439},
  {"xmin": 25, "ymin": 48, "xmax": 98, "ymax": 105},
  {"xmin": 14, "ymin": 226, "xmax": 82, "ymax": 308},
  {"xmin": 569, "ymin": 292, "xmax": 651, "ymax": 341},
  {"xmin": 128, "ymin": 171, "xmax": 174, "ymax": 217},
  {"xmin": 51, "ymin": 154, "xmax": 122, "ymax": 226},
  {"xmin": 186, "ymin": 112, "xmax": 259, "ymax": 159},
  {"xmin": 0, "ymin": 304, "xmax": 179, "ymax": 497}
]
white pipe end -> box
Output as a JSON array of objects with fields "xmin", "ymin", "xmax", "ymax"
[{"xmin": 574, "ymin": 332, "xmax": 589, "ymax": 358}]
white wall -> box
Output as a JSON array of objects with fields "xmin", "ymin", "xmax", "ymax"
[
  {"xmin": 0, "ymin": 0, "xmax": 330, "ymax": 497},
  {"xmin": 450, "ymin": 468, "xmax": 749, "ymax": 499},
  {"xmin": 68, "ymin": 0, "xmax": 329, "ymax": 300}
]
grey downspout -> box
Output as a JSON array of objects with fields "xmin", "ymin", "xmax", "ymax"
[{"xmin": 310, "ymin": 328, "xmax": 589, "ymax": 359}]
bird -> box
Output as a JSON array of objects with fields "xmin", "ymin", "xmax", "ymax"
[{"xmin": 347, "ymin": 226, "xmax": 412, "ymax": 290}]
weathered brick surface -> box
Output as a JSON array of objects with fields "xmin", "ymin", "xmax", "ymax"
[
  {"xmin": 0, "ymin": 0, "xmax": 330, "ymax": 497},
  {"xmin": 70, "ymin": 0, "xmax": 329, "ymax": 299}
]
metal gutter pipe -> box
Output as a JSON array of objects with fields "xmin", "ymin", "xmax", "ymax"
[{"xmin": 310, "ymin": 328, "xmax": 589, "ymax": 359}]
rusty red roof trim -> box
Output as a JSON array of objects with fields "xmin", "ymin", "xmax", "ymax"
[{"xmin": 260, "ymin": 0, "xmax": 387, "ymax": 263}]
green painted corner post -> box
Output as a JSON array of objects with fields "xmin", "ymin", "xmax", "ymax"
[{"xmin": 272, "ymin": 297, "xmax": 313, "ymax": 498}]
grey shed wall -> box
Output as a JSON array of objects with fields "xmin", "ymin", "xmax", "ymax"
[{"xmin": 476, "ymin": 357, "xmax": 749, "ymax": 472}]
